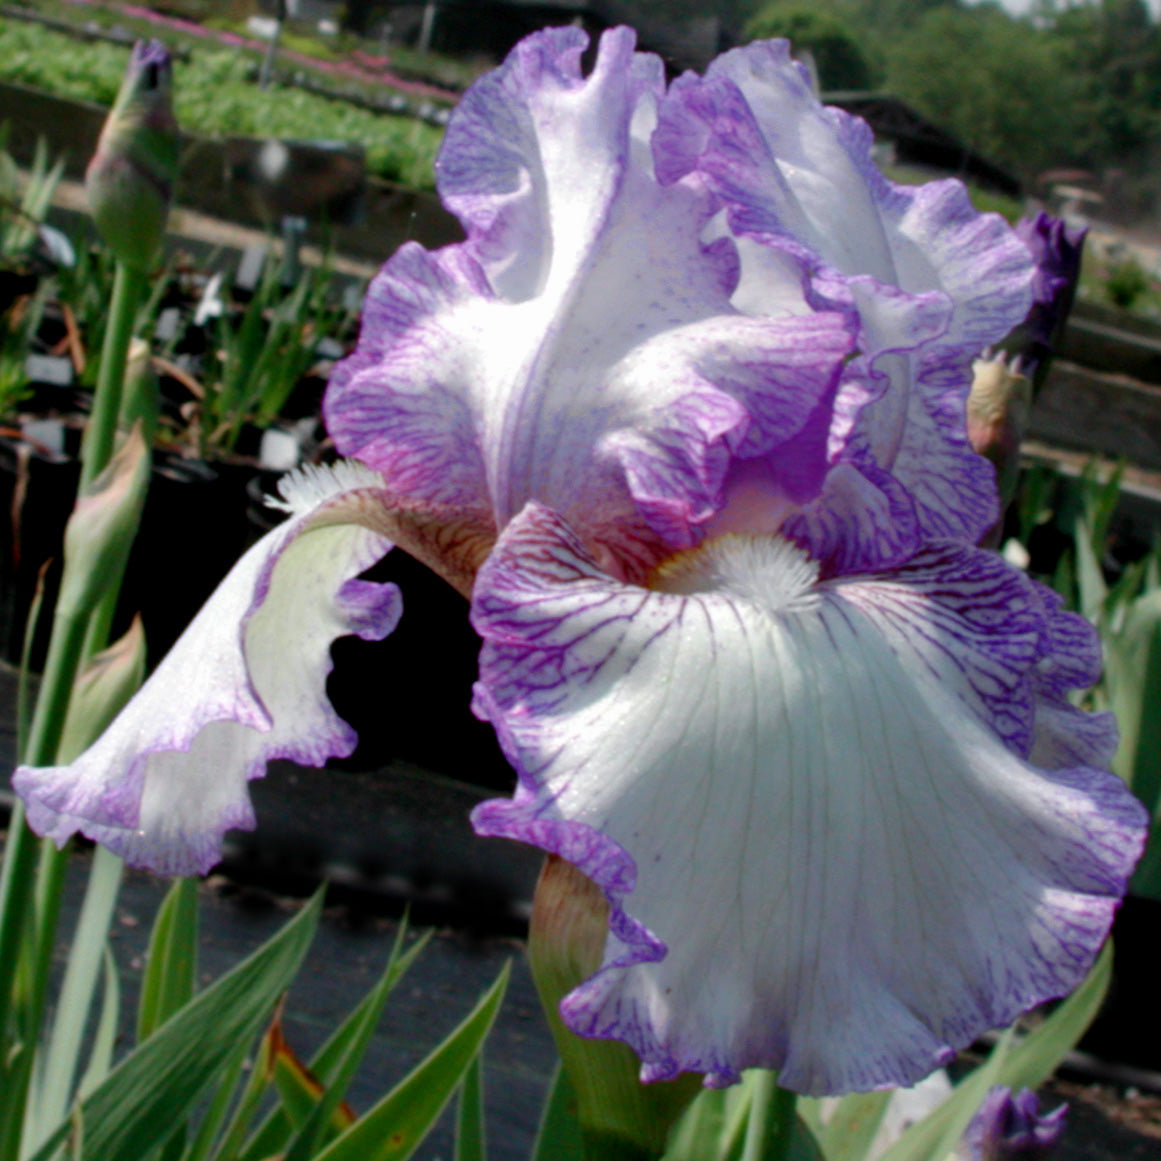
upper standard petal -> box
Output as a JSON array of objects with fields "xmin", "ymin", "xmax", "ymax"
[
  {"xmin": 654, "ymin": 39, "xmax": 1035, "ymax": 565},
  {"xmin": 326, "ymin": 27, "xmax": 853, "ymax": 574}
]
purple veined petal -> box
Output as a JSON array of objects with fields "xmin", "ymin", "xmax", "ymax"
[
  {"xmin": 1026, "ymin": 582, "xmax": 1118, "ymax": 772},
  {"xmin": 657, "ymin": 38, "xmax": 1035, "ymax": 380},
  {"xmin": 470, "ymin": 502, "xmax": 1146, "ymax": 1095},
  {"xmin": 832, "ymin": 541, "xmax": 1045, "ymax": 756},
  {"xmin": 14, "ymin": 464, "xmax": 402, "ymax": 876},
  {"xmin": 433, "ymin": 24, "xmax": 664, "ymax": 303},
  {"xmin": 781, "ymin": 442, "xmax": 919, "ymax": 576},
  {"xmin": 600, "ymin": 312, "xmax": 853, "ymax": 553},
  {"xmin": 653, "ymin": 39, "xmax": 1035, "ymax": 562},
  {"xmin": 326, "ymin": 26, "xmax": 854, "ymax": 572}
]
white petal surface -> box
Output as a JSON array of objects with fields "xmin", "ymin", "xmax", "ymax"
[
  {"xmin": 15, "ymin": 475, "xmax": 400, "ymax": 875},
  {"xmin": 471, "ymin": 504, "xmax": 1144, "ymax": 1094}
]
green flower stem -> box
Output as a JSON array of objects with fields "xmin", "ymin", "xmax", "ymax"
[
  {"xmin": 0, "ymin": 603, "xmax": 89, "ymax": 1161},
  {"xmin": 81, "ymin": 261, "xmax": 147, "ymax": 493},
  {"xmin": 0, "ymin": 260, "xmax": 151, "ymax": 1161},
  {"xmin": 529, "ymin": 857, "xmax": 700, "ymax": 1161},
  {"xmin": 82, "ymin": 338, "xmax": 158, "ymax": 664},
  {"xmin": 0, "ymin": 598, "xmax": 90, "ymax": 1030},
  {"xmin": 742, "ymin": 1072, "xmax": 798, "ymax": 1161}
]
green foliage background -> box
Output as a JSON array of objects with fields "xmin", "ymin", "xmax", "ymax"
[
  {"xmin": 745, "ymin": 0, "xmax": 1161, "ymax": 202},
  {"xmin": 5, "ymin": 0, "xmax": 1161, "ymax": 204},
  {"xmin": 0, "ymin": 16, "xmax": 444, "ymax": 190}
]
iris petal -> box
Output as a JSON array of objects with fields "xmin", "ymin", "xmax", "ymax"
[
  {"xmin": 325, "ymin": 27, "xmax": 853, "ymax": 572},
  {"xmin": 470, "ymin": 503, "xmax": 1145, "ymax": 1094},
  {"xmin": 654, "ymin": 39, "xmax": 1035, "ymax": 567},
  {"xmin": 14, "ymin": 471, "xmax": 400, "ymax": 875}
]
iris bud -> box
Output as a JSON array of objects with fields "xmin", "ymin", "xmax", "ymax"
[{"xmin": 85, "ymin": 40, "xmax": 179, "ymax": 270}]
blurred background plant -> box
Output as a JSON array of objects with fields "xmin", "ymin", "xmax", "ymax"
[
  {"xmin": 1102, "ymin": 253, "xmax": 1151, "ymax": 310},
  {"xmin": 0, "ymin": 16, "xmax": 444, "ymax": 189},
  {"xmin": 165, "ymin": 256, "xmax": 357, "ymax": 458}
]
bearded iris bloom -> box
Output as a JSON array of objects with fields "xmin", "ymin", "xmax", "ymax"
[{"xmin": 15, "ymin": 27, "xmax": 1145, "ymax": 1096}]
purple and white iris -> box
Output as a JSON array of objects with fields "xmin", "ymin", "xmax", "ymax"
[{"xmin": 14, "ymin": 27, "xmax": 1146, "ymax": 1096}]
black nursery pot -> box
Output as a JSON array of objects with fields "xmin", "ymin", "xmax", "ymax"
[
  {"xmin": 108, "ymin": 452, "xmax": 258, "ymax": 664},
  {"xmin": 0, "ymin": 441, "xmax": 260, "ymax": 673},
  {"xmin": 0, "ymin": 435, "xmax": 82, "ymax": 668},
  {"xmin": 1079, "ymin": 894, "xmax": 1161, "ymax": 1072},
  {"xmin": 326, "ymin": 550, "xmax": 516, "ymax": 792}
]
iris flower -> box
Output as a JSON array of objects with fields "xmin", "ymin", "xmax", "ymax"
[
  {"xmin": 959, "ymin": 1086, "xmax": 1067, "ymax": 1160},
  {"xmin": 15, "ymin": 28, "xmax": 1145, "ymax": 1096}
]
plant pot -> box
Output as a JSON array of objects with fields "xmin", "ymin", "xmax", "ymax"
[
  {"xmin": 0, "ymin": 431, "xmax": 82, "ymax": 668},
  {"xmin": 0, "ymin": 436, "xmax": 261, "ymax": 671}
]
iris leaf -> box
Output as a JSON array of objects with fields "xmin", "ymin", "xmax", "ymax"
[{"xmin": 24, "ymin": 889, "xmax": 322, "ymax": 1161}]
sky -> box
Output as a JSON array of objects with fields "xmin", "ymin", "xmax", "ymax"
[{"xmin": 978, "ymin": 0, "xmax": 1161, "ymax": 15}]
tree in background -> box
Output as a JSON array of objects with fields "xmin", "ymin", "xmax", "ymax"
[
  {"xmin": 882, "ymin": 3, "xmax": 1080, "ymax": 177},
  {"xmin": 743, "ymin": 3, "xmax": 872, "ymax": 90},
  {"xmin": 767, "ymin": 0, "xmax": 1161, "ymax": 217},
  {"xmin": 1050, "ymin": 0, "xmax": 1161, "ymax": 167}
]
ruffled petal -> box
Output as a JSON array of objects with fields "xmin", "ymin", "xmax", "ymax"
[
  {"xmin": 1027, "ymin": 583, "xmax": 1118, "ymax": 771},
  {"xmin": 14, "ymin": 468, "xmax": 401, "ymax": 875},
  {"xmin": 470, "ymin": 503, "xmax": 1145, "ymax": 1094},
  {"xmin": 326, "ymin": 27, "xmax": 853, "ymax": 573},
  {"xmin": 654, "ymin": 39, "xmax": 1034, "ymax": 565}
]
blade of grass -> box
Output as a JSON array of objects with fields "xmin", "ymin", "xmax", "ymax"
[
  {"xmin": 24, "ymin": 890, "xmax": 323, "ymax": 1161},
  {"xmin": 137, "ymin": 876, "xmax": 199, "ymax": 1042},
  {"xmin": 237, "ymin": 926, "xmax": 431, "ymax": 1161},
  {"xmin": 281, "ymin": 923, "xmax": 433, "ymax": 1161},
  {"xmin": 455, "ymin": 1055, "xmax": 486, "ymax": 1161},
  {"xmin": 311, "ymin": 962, "xmax": 510, "ymax": 1161},
  {"xmin": 29, "ymin": 846, "xmax": 125, "ymax": 1154}
]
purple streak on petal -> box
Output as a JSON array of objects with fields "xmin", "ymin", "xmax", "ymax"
[
  {"xmin": 435, "ymin": 25, "xmax": 664, "ymax": 302},
  {"xmin": 605, "ymin": 313, "xmax": 852, "ymax": 548},
  {"xmin": 782, "ymin": 449, "xmax": 919, "ymax": 575},
  {"xmin": 605, "ymin": 388, "xmax": 749, "ymax": 548},
  {"xmin": 1028, "ymin": 582, "xmax": 1119, "ymax": 771},
  {"xmin": 325, "ymin": 242, "xmax": 495, "ymax": 515},
  {"xmin": 833, "ymin": 542, "xmax": 1043, "ymax": 756},
  {"xmin": 337, "ymin": 577, "xmax": 404, "ymax": 640}
]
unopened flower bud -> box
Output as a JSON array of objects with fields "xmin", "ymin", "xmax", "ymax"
[
  {"xmin": 1005, "ymin": 212, "xmax": 1087, "ymax": 391},
  {"xmin": 968, "ymin": 352, "xmax": 1031, "ymax": 534},
  {"xmin": 86, "ymin": 40, "xmax": 179, "ymax": 270}
]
